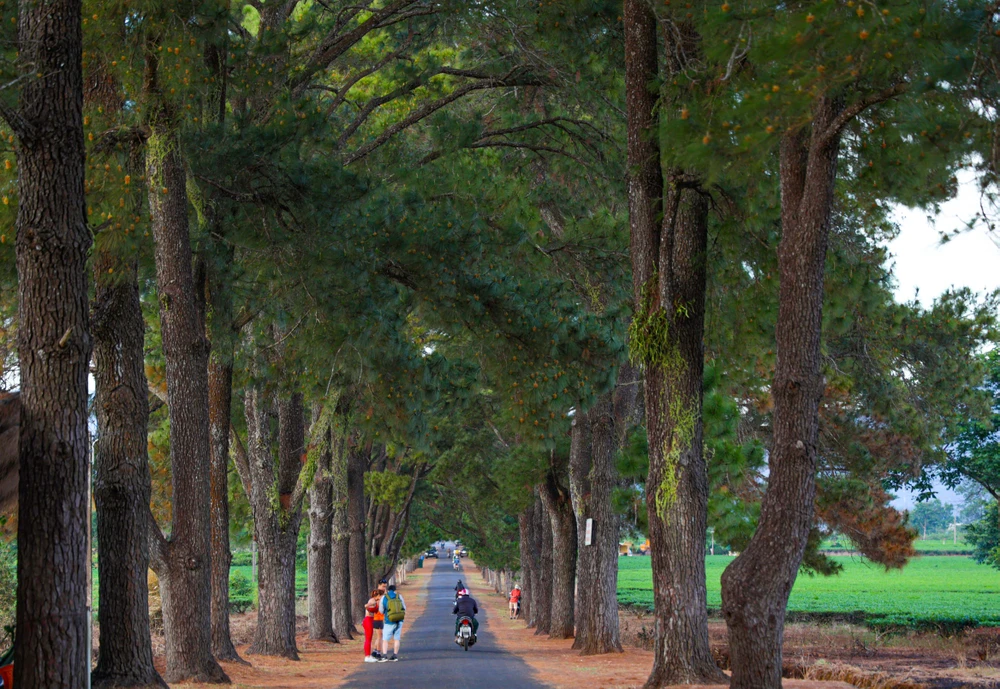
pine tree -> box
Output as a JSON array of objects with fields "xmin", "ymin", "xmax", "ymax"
[
  {"xmin": 633, "ymin": 0, "xmax": 990, "ymax": 683},
  {"xmin": 622, "ymin": 1, "xmax": 725, "ymax": 681},
  {"xmin": 7, "ymin": 1, "xmax": 92, "ymax": 687}
]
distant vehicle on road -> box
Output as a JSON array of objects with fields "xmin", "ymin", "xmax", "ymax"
[
  {"xmin": 458, "ymin": 547, "xmax": 468, "ymax": 557},
  {"xmin": 424, "ymin": 549, "xmax": 439, "ymax": 558}
]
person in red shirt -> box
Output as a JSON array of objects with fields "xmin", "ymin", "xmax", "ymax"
[
  {"xmin": 508, "ymin": 584, "xmax": 522, "ymax": 619},
  {"xmin": 363, "ymin": 587, "xmax": 381, "ymax": 662}
]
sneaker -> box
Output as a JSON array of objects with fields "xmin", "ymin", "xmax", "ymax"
[
  {"xmin": 389, "ymin": 654, "xmax": 399, "ymax": 662},
  {"xmin": 377, "ymin": 655, "xmax": 390, "ymax": 662},
  {"xmin": 364, "ymin": 656, "xmax": 378, "ymax": 663},
  {"xmin": 371, "ymin": 651, "xmax": 381, "ymax": 659}
]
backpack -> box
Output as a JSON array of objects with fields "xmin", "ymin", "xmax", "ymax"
[{"xmin": 386, "ymin": 594, "xmax": 405, "ymax": 623}]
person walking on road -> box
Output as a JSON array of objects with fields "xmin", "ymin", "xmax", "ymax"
[
  {"xmin": 379, "ymin": 584, "xmax": 406, "ymax": 662},
  {"xmin": 363, "ymin": 587, "xmax": 381, "ymax": 662}
]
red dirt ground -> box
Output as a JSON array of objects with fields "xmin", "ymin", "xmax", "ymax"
[
  {"xmin": 144, "ymin": 558, "xmax": 1000, "ymax": 688},
  {"xmin": 155, "ymin": 563, "xmax": 433, "ymax": 688},
  {"xmin": 463, "ymin": 566, "xmax": 859, "ymax": 689}
]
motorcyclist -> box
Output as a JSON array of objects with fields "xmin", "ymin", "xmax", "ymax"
[{"xmin": 452, "ymin": 588, "xmax": 479, "ymax": 640}]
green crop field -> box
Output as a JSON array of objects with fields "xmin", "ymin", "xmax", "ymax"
[
  {"xmin": 821, "ymin": 537, "xmax": 973, "ymax": 554},
  {"xmin": 618, "ymin": 555, "xmax": 1000, "ymax": 633},
  {"xmin": 911, "ymin": 539, "xmax": 974, "ymax": 554}
]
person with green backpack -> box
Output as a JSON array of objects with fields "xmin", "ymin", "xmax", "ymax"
[{"xmin": 378, "ymin": 584, "xmax": 406, "ymax": 662}]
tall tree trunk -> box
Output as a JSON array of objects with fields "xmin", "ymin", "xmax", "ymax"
[
  {"xmin": 331, "ymin": 517, "xmax": 354, "ymax": 640},
  {"xmin": 348, "ymin": 444, "xmax": 370, "ymax": 623},
  {"xmin": 534, "ymin": 493, "xmax": 552, "ymax": 635},
  {"xmin": 330, "ymin": 402, "xmax": 355, "ymax": 640},
  {"xmin": 12, "ymin": 3, "xmax": 90, "ymax": 687},
  {"xmin": 721, "ymin": 103, "xmax": 841, "ymax": 689},
  {"xmin": 623, "ymin": 3, "xmax": 722, "ymax": 684},
  {"xmin": 244, "ymin": 389, "xmax": 306, "ymax": 659},
  {"xmin": 145, "ymin": 120, "xmax": 228, "ymax": 683},
  {"xmin": 0, "ymin": 393, "xmax": 17, "ymax": 515},
  {"xmin": 307, "ymin": 408, "xmax": 335, "ymax": 641},
  {"xmin": 517, "ymin": 500, "xmax": 536, "ymax": 624},
  {"xmin": 570, "ymin": 394, "xmax": 623, "ymax": 655},
  {"xmin": 624, "ymin": 0, "xmax": 664, "ymax": 305},
  {"xmin": 539, "ymin": 461, "xmax": 576, "ymax": 640},
  {"xmin": 207, "ymin": 270, "xmax": 243, "ymax": 662},
  {"xmin": 92, "ymin": 250, "xmax": 165, "ymax": 689},
  {"xmin": 569, "ymin": 411, "xmax": 593, "ymax": 643},
  {"xmin": 200, "ymin": 22, "xmax": 241, "ymax": 663},
  {"xmin": 643, "ymin": 189, "xmax": 720, "ymax": 687}
]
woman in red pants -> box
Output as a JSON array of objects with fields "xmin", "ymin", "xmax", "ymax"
[{"xmin": 363, "ymin": 588, "xmax": 381, "ymax": 662}]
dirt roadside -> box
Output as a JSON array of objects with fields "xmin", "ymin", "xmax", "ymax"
[
  {"xmin": 464, "ymin": 563, "xmax": 874, "ymax": 689},
  {"xmin": 159, "ymin": 561, "xmax": 434, "ymax": 688}
]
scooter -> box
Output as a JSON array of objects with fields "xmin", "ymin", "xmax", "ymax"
[
  {"xmin": 455, "ymin": 616, "xmax": 476, "ymax": 651},
  {"xmin": 452, "ymin": 558, "xmax": 460, "ymax": 570}
]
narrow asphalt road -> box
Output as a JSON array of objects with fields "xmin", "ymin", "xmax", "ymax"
[{"xmin": 342, "ymin": 559, "xmax": 547, "ymax": 688}]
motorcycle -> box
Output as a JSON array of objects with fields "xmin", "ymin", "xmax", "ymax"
[
  {"xmin": 455, "ymin": 616, "xmax": 476, "ymax": 651},
  {"xmin": 452, "ymin": 558, "xmax": 460, "ymax": 570}
]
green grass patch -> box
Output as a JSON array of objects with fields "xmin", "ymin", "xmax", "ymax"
[
  {"xmin": 230, "ymin": 564, "xmax": 309, "ymax": 600},
  {"xmin": 618, "ymin": 555, "xmax": 1000, "ymax": 633}
]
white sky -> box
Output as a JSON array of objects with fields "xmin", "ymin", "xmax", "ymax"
[
  {"xmin": 886, "ymin": 168, "xmax": 1000, "ymax": 511},
  {"xmin": 888, "ymin": 168, "xmax": 1000, "ymax": 308}
]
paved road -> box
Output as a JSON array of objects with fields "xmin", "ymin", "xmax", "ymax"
[{"xmin": 343, "ymin": 560, "xmax": 546, "ymax": 688}]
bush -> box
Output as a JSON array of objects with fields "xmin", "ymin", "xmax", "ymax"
[
  {"xmin": 230, "ymin": 550, "xmax": 253, "ymax": 567},
  {"xmin": 229, "ymin": 570, "xmax": 254, "ymax": 613}
]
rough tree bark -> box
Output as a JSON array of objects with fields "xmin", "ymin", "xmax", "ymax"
[
  {"xmin": 206, "ymin": 254, "xmax": 244, "ymax": 663},
  {"xmin": 242, "ymin": 388, "xmax": 307, "ymax": 659},
  {"xmin": 92, "ymin": 247, "xmax": 165, "ymax": 688},
  {"xmin": 144, "ymin": 97, "xmax": 228, "ymax": 683},
  {"xmin": 720, "ymin": 98, "xmax": 843, "ymax": 689},
  {"xmin": 534, "ymin": 493, "xmax": 552, "ymax": 635},
  {"xmin": 0, "ymin": 393, "xmax": 18, "ymax": 514},
  {"xmin": 331, "ymin": 478, "xmax": 355, "ymax": 640},
  {"xmin": 330, "ymin": 399, "xmax": 355, "ymax": 640},
  {"xmin": 517, "ymin": 500, "xmax": 536, "ymax": 624},
  {"xmin": 570, "ymin": 393, "xmax": 624, "ymax": 655},
  {"xmin": 198, "ymin": 25, "xmax": 242, "ymax": 663},
  {"xmin": 11, "ymin": 2, "xmax": 91, "ymax": 687},
  {"xmin": 623, "ymin": 2, "xmax": 723, "ymax": 684},
  {"xmin": 643, "ymin": 189, "xmax": 718, "ymax": 687},
  {"xmin": 307, "ymin": 406, "xmax": 336, "ymax": 641},
  {"xmin": 538, "ymin": 457, "xmax": 575, "ymax": 640},
  {"xmin": 348, "ymin": 443, "xmax": 371, "ymax": 623}
]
